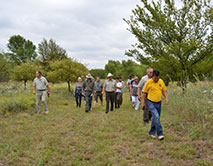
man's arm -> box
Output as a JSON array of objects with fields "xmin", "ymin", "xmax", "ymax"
[
  {"xmin": 129, "ymin": 85, "xmax": 133, "ymax": 95},
  {"xmin": 47, "ymin": 85, "xmax": 50, "ymax": 95},
  {"xmin": 114, "ymin": 81, "xmax": 117, "ymax": 92},
  {"xmin": 141, "ymin": 92, "xmax": 147, "ymax": 109},
  {"xmin": 33, "ymin": 86, "xmax": 36, "ymax": 95},
  {"xmin": 102, "ymin": 87, "xmax": 106, "ymax": 96},
  {"xmin": 82, "ymin": 82, "xmax": 85, "ymax": 96},
  {"xmin": 117, "ymin": 83, "xmax": 122, "ymax": 89},
  {"xmin": 138, "ymin": 87, "xmax": 142, "ymax": 100},
  {"xmin": 162, "ymin": 90, "xmax": 168, "ymax": 105},
  {"xmin": 91, "ymin": 82, "xmax": 95, "ymax": 96},
  {"xmin": 137, "ymin": 78, "xmax": 144, "ymax": 100}
]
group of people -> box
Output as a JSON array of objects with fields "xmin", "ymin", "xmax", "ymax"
[
  {"xmin": 74, "ymin": 73, "xmax": 125, "ymax": 113},
  {"xmin": 33, "ymin": 68, "xmax": 168, "ymax": 140}
]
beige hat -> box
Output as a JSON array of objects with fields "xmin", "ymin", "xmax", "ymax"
[
  {"xmin": 107, "ymin": 73, "xmax": 113, "ymax": 77},
  {"xmin": 86, "ymin": 73, "xmax": 93, "ymax": 79},
  {"xmin": 78, "ymin": 77, "xmax": 82, "ymax": 80}
]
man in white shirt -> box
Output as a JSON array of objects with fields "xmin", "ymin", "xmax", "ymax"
[
  {"xmin": 138, "ymin": 68, "xmax": 153, "ymax": 125},
  {"xmin": 119, "ymin": 77, "xmax": 125, "ymax": 105},
  {"xmin": 115, "ymin": 77, "xmax": 122, "ymax": 109},
  {"xmin": 33, "ymin": 71, "xmax": 50, "ymax": 114},
  {"xmin": 103, "ymin": 73, "xmax": 116, "ymax": 113}
]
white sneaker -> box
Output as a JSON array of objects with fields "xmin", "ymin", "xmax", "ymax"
[
  {"xmin": 158, "ymin": 135, "xmax": 164, "ymax": 140},
  {"xmin": 149, "ymin": 134, "xmax": 156, "ymax": 138},
  {"xmin": 45, "ymin": 111, "xmax": 49, "ymax": 114}
]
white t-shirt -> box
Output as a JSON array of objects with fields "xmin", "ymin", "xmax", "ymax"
[
  {"xmin": 138, "ymin": 75, "xmax": 150, "ymax": 91},
  {"xmin": 116, "ymin": 82, "xmax": 122, "ymax": 93}
]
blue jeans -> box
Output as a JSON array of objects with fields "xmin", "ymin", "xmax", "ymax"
[
  {"xmin": 147, "ymin": 100, "xmax": 163, "ymax": 136},
  {"xmin": 75, "ymin": 92, "xmax": 82, "ymax": 107}
]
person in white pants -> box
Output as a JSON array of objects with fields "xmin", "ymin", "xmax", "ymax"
[{"xmin": 130, "ymin": 76, "xmax": 140, "ymax": 110}]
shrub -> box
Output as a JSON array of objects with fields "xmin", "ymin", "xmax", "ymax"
[{"xmin": 0, "ymin": 96, "xmax": 35, "ymax": 114}]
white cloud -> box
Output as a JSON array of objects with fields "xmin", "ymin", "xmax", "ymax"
[
  {"xmin": 2, "ymin": 0, "xmax": 200, "ymax": 68},
  {"xmin": 0, "ymin": 0, "xmax": 139, "ymax": 68}
]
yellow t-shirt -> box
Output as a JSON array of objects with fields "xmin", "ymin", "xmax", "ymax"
[{"xmin": 143, "ymin": 78, "xmax": 166, "ymax": 102}]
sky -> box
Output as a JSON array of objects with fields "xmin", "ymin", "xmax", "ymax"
[
  {"xmin": 0, "ymin": 0, "xmax": 141, "ymax": 69},
  {"xmin": 1, "ymin": 0, "xmax": 211, "ymax": 69}
]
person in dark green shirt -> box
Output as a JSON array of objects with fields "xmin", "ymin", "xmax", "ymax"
[
  {"xmin": 93, "ymin": 76, "xmax": 104, "ymax": 107},
  {"xmin": 82, "ymin": 74, "xmax": 95, "ymax": 112}
]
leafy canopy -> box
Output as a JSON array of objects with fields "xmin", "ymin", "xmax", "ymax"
[
  {"xmin": 124, "ymin": 0, "xmax": 212, "ymax": 89},
  {"xmin": 7, "ymin": 35, "xmax": 37, "ymax": 65}
]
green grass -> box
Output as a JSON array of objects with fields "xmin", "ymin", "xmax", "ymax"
[{"xmin": 0, "ymin": 81, "xmax": 212, "ymax": 165}]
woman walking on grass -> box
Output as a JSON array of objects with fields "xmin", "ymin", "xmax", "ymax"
[
  {"xmin": 75, "ymin": 77, "xmax": 83, "ymax": 108},
  {"xmin": 130, "ymin": 76, "xmax": 140, "ymax": 111}
]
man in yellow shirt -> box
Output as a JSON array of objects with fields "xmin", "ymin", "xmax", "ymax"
[{"xmin": 142, "ymin": 70, "xmax": 168, "ymax": 140}]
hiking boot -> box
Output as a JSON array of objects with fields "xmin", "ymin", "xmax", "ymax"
[
  {"xmin": 45, "ymin": 111, "xmax": 49, "ymax": 114},
  {"xmin": 158, "ymin": 135, "xmax": 164, "ymax": 140}
]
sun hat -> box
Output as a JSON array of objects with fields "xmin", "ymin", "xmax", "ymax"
[
  {"xmin": 86, "ymin": 73, "xmax": 93, "ymax": 79},
  {"xmin": 107, "ymin": 73, "xmax": 113, "ymax": 77}
]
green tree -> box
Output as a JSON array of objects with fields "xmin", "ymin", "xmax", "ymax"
[
  {"xmin": 0, "ymin": 52, "xmax": 10, "ymax": 82},
  {"xmin": 124, "ymin": 0, "xmax": 212, "ymax": 91},
  {"xmin": 120, "ymin": 60, "xmax": 147, "ymax": 79},
  {"xmin": 104, "ymin": 60, "xmax": 122, "ymax": 78},
  {"xmin": 47, "ymin": 59, "xmax": 88, "ymax": 92},
  {"xmin": 38, "ymin": 39, "xmax": 68, "ymax": 71},
  {"xmin": 11, "ymin": 62, "xmax": 40, "ymax": 89},
  {"xmin": 90, "ymin": 69, "xmax": 106, "ymax": 79},
  {"xmin": 104, "ymin": 60, "xmax": 147, "ymax": 80},
  {"xmin": 7, "ymin": 35, "xmax": 37, "ymax": 65}
]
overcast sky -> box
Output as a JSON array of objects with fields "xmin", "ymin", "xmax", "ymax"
[
  {"xmin": 0, "ymin": 0, "xmax": 142, "ymax": 69},
  {"xmin": 1, "ymin": 0, "xmax": 211, "ymax": 69}
]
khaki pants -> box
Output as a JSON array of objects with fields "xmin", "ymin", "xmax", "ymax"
[{"xmin": 36, "ymin": 91, "xmax": 48, "ymax": 113}]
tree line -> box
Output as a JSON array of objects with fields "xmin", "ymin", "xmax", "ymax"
[
  {"xmin": 90, "ymin": 60, "xmax": 148, "ymax": 80},
  {"xmin": 0, "ymin": 35, "xmax": 147, "ymax": 92},
  {"xmin": 1, "ymin": 0, "xmax": 212, "ymax": 92},
  {"xmin": 0, "ymin": 35, "xmax": 88, "ymax": 91}
]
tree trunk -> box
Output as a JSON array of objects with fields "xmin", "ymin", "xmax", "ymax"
[
  {"xmin": 24, "ymin": 80, "xmax": 27, "ymax": 90},
  {"xmin": 67, "ymin": 81, "xmax": 71, "ymax": 92},
  {"xmin": 180, "ymin": 71, "xmax": 187, "ymax": 94},
  {"xmin": 181, "ymin": 81, "xmax": 187, "ymax": 94}
]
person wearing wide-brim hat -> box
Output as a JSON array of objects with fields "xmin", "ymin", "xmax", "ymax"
[
  {"xmin": 102, "ymin": 73, "xmax": 116, "ymax": 113},
  {"xmin": 82, "ymin": 73, "xmax": 95, "ymax": 112}
]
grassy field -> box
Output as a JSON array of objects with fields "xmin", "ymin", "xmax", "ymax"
[{"xmin": 0, "ymin": 81, "xmax": 213, "ymax": 166}]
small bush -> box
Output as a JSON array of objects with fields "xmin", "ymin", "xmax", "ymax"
[{"xmin": 0, "ymin": 96, "xmax": 35, "ymax": 114}]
